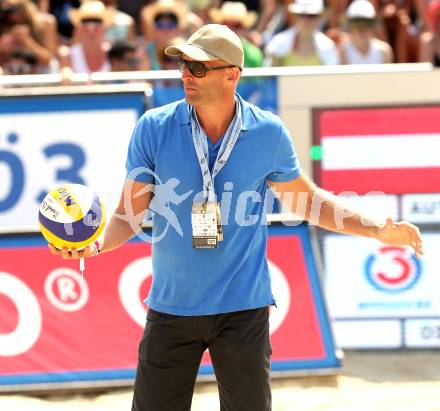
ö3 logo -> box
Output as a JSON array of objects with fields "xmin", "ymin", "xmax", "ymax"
[
  {"xmin": 0, "ymin": 131, "xmax": 85, "ymax": 212},
  {"xmin": 364, "ymin": 246, "xmax": 422, "ymax": 293}
]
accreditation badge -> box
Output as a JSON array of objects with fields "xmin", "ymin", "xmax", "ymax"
[{"xmin": 191, "ymin": 202, "xmax": 222, "ymax": 248}]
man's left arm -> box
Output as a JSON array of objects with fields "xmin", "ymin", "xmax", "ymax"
[{"xmin": 268, "ymin": 172, "xmax": 424, "ymax": 258}]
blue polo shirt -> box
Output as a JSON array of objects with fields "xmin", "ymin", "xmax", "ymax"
[{"xmin": 125, "ymin": 94, "xmax": 300, "ymax": 315}]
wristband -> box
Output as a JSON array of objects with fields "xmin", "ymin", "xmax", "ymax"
[{"xmin": 93, "ymin": 240, "xmax": 102, "ymax": 256}]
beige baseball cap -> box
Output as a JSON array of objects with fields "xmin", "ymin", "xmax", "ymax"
[{"xmin": 165, "ymin": 24, "xmax": 244, "ymax": 70}]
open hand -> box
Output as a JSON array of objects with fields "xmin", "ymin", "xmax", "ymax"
[
  {"xmin": 48, "ymin": 243, "xmax": 99, "ymax": 259},
  {"xmin": 377, "ymin": 218, "xmax": 424, "ymax": 258}
]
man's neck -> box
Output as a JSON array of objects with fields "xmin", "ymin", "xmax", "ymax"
[{"xmin": 195, "ymin": 97, "xmax": 236, "ymax": 144}]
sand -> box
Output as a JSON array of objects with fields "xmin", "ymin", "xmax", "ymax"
[{"xmin": 1, "ymin": 351, "xmax": 440, "ymax": 411}]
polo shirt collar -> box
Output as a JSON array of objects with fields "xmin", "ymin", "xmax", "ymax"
[{"xmin": 177, "ymin": 92, "xmax": 254, "ymax": 131}]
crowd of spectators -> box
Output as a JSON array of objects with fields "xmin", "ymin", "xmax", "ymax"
[{"xmin": 0, "ymin": 0, "xmax": 439, "ymax": 77}]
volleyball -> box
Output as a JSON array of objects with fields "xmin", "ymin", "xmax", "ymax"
[{"xmin": 38, "ymin": 184, "xmax": 106, "ymax": 250}]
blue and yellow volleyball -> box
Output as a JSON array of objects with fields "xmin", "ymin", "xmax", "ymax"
[{"xmin": 38, "ymin": 184, "xmax": 106, "ymax": 250}]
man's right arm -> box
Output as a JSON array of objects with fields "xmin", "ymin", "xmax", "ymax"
[{"xmin": 99, "ymin": 179, "xmax": 153, "ymax": 254}]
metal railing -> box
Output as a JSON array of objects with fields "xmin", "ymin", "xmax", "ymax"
[{"xmin": 0, "ymin": 63, "xmax": 433, "ymax": 89}]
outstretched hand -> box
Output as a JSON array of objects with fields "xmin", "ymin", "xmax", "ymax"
[
  {"xmin": 377, "ymin": 218, "xmax": 424, "ymax": 258},
  {"xmin": 48, "ymin": 243, "xmax": 99, "ymax": 259}
]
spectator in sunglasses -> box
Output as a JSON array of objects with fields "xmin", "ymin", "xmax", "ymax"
[
  {"xmin": 264, "ymin": 0, "xmax": 340, "ymax": 66},
  {"xmin": 140, "ymin": 0, "xmax": 186, "ymax": 70},
  {"xmin": 140, "ymin": 0, "xmax": 203, "ymax": 43},
  {"xmin": 58, "ymin": 1, "xmax": 111, "ymax": 76},
  {"xmin": 208, "ymin": 1, "xmax": 264, "ymax": 68},
  {"xmin": 340, "ymin": 0, "xmax": 393, "ymax": 64}
]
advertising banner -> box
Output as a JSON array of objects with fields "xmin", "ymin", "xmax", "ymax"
[
  {"xmin": 0, "ymin": 92, "xmax": 145, "ymax": 232},
  {"xmin": 0, "ymin": 224, "xmax": 339, "ymax": 389},
  {"xmin": 315, "ymin": 105, "xmax": 440, "ymax": 349},
  {"xmin": 324, "ymin": 234, "xmax": 440, "ymax": 348},
  {"xmin": 401, "ymin": 194, "xmax": 440, "ymax": 224}
]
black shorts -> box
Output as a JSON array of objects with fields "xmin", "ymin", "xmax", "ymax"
[{"xmin": 131, "ymin": 306, "xmax": 272, "ymax": 411}]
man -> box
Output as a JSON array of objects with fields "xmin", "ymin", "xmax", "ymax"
[{"xmin": 49, "ymin": 24, "xmax": 423, "ymax": 411}]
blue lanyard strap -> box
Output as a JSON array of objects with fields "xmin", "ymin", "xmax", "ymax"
[{"xmin": 190, "ymin": 100, "xmax": 242, "ymax": 203}]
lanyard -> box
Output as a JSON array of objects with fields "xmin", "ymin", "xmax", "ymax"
[{"xmin": 190, "ymin": 100, "xmax": 242, "ymax": 203}]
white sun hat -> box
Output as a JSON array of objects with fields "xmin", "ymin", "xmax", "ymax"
[
  {"xmin": 288, "ymin": 0, "xmax": 325, "ymax": 15},
  {"xmin": 347, "ymin": 0, "xmax": 376, "ymax": 19}
]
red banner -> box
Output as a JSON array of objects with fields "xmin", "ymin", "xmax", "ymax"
[{"xmin": 0, "ymin": 225, "xmax": 339, "ymax": 387}]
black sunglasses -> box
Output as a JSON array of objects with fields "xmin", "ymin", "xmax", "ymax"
[{"xmin": 177, "ymin": 59, "xmax": 236, "ymax": 78}]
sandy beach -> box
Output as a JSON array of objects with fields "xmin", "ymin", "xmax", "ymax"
[{"xmin": 1, "ymin": 351, "xmax": 440, "ymax": 411}]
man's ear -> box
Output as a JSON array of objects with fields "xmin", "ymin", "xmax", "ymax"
[{"xmin": 227, "ymin": 67, "xmax": 241, "ymax": 83}]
